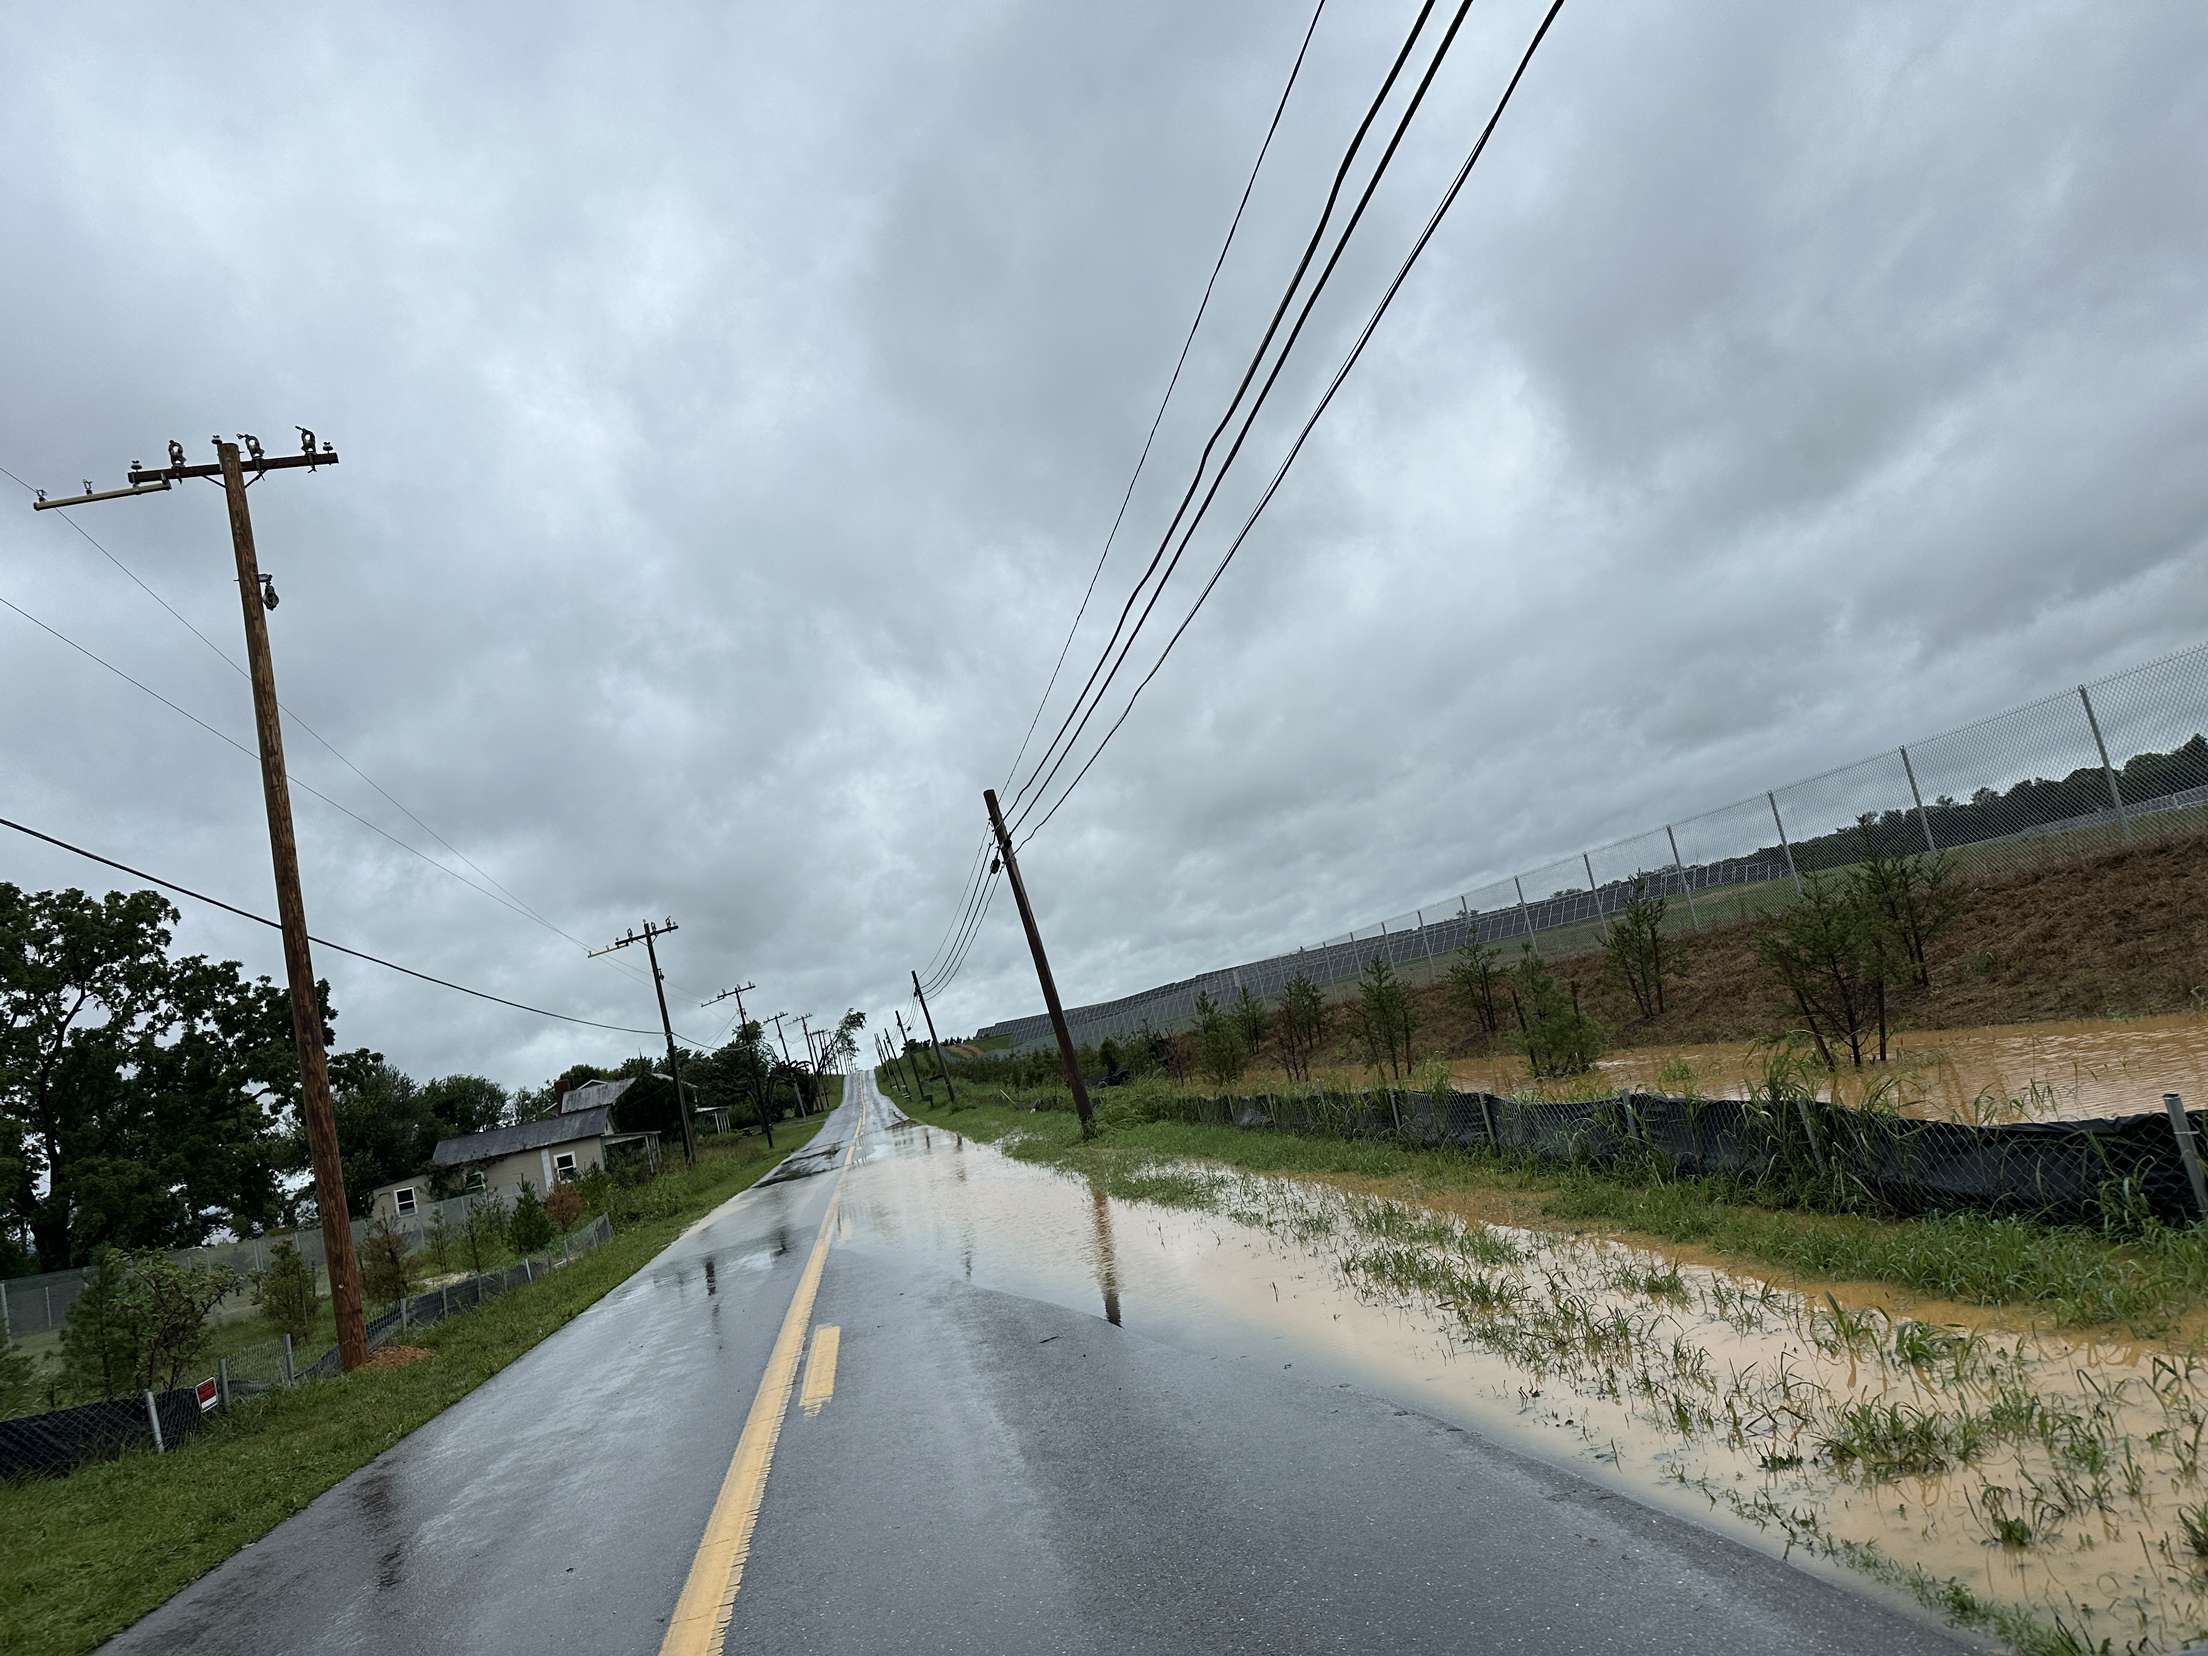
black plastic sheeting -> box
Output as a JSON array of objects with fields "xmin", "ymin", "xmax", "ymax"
[
  {"xmin": 0, "ymin": 1386, "xmax": 208, "ymax": 1481},
  {"xmin": 1188, "ymin": 1088, "xmax": 2203, "ymax": 1227}
]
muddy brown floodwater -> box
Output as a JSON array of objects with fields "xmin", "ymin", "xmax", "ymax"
[
  {"xmin": 1425, "ymin": 1012, "xmax": 2208, "ymax": 1122},
  {"xmin": 840, "ymin": 1130, "xmax": 2208, "ymax": 1653}
]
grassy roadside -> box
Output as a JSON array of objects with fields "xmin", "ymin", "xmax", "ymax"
[
  {"xmin": 888, "ymin": 1074, "xmax": 2208, "ymax": 1332},
  {"xmin": 0, "ymin": 1120, "xmax": 820, "ymax": 1656}
]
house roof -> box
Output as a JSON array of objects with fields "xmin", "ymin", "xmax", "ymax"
[
  {"xmin": 559, "ymin": 1076, "xmax": 637, "ymax": 1115},
  {"xmin": 430, "ymin": 1106, "xmax": 614, "ymax": 1167}
]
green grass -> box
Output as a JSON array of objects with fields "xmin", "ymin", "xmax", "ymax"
[
  {"xmin": 0, "ymin": 1120, "xmax": 820, "ymax": 1656},
  {"xmin": 893, "ymin": 1078, "xmax": 2208, "ymax": 1332}
]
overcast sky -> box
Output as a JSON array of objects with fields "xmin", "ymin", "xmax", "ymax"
[{"xmin": 3, "ymin": 0, "xmax": 2204, "ymax": 1086}]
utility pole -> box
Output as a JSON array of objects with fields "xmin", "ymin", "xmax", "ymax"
[
  {"xmin": 911, "ymin": 970, "xmax": 958, "ymax": 1106},
  {"xmin": 983, "ymin": 788, "xmax": 1095, "ymax": 1137},
  {"xmin": 35, "ymin": 432, "xmax": 368, "ymax": 1373},
  {"xmin": 701, "ymin": 983, "xmax": 767, "ymax": 1145},
  {"xmin": 592, "ymin": 919, "xmax": 695, "ymax": 1164},
  {"xmin": 893, "ymin": 1010, "xmax": 929, "ymax": 1103}
]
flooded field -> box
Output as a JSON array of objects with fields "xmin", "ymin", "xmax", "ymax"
[
  {"xmin": 844, "ymin": 1124, "xmax": 2208, "ymax": 1652},
  {"xmin": 1426, "ymin": 1013, "xmax": 2208, "ymax": 1122}
]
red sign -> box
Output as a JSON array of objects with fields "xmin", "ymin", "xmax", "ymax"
[{"xmin": 195, "ymin": 1378, "xmax": 218, "ymax": 1413}]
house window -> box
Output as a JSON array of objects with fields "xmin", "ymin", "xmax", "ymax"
[
  {"xmin": 553, "ymin": 1152, "xmax": 578, "ymax": 1182},
  {"xmin": 393, "ymin": 1187, "xmax": 417, "ymax": 1217},
  {"xmin": 463, "ymin": 1170, "xmax": 487, "ymax": 1196}
]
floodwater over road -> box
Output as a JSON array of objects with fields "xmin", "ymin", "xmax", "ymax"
[
  {"xmin": 841, "ymin": 1125, "xmax": 2208, "ymax": 1652},
  {"xmin": 1434, "ymin": 1011, "xmax": 2208, "ymax": 1122}
]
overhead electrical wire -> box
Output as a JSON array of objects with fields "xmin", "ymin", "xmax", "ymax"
[
  {"xmin": 998, "ymin": 0, "xmax": 1330, "ymax": 798},
  {"xmin": 1, "ymin": 468, "xmax": 684, "ymax": 999},
  {"xmin": 0, "ymin": 812, "xmax": 720, "ymax": 1048},
  {"xmin": 1003, "ymin": 0, "xmax": 1447, "ymax": 825},
  {"xmin": 921, "ymin": 862, "xmax": 997, "ymax": 996},
  {"xmin": 923, "ymin": 865, "xmax": 1001, "ymax": 997},
  {"xmin": 1008, "ymin": 0, "xmax": 1482, "ymax": 838},
  {"xmin": 917, "ymin": 833, "xmax": 991, "ymax": 983},
  {"xmin": 1018, "ymin": 0, "xmax": 1570, "ymax": 846}
]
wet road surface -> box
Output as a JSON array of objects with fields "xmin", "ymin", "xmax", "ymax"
[{"xmin": 105, "ymin": 1070, "xmax": 1977, "ymax": 1654}]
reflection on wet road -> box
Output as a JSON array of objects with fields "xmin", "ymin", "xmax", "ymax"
[{"xmin": 103, "ymin": 1069, "xmax": 1978, "ymax": 1656}]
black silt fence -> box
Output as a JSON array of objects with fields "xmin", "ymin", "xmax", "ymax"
[
  {"xmin": 0, "ymin": 1386, "xmax": 209, "ymax": 1481},
  {"xmin": 1176, "ymin": 1088, "xmax": 2205, "ymax": 1228}
]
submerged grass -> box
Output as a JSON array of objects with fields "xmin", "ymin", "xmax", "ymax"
[
  {"xmin": 0, "ymin": 1121, "xmax": 821, "ymax": 1656},
  {"xmin": 901, "ymin": 1084, "xmax": 2208, "ymax": 1333}
]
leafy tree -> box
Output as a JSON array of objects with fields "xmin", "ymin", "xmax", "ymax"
[
  {"xmin": 1097, "ymin": 1037, "xmax": 1124, "ymax": 1079},
  {"xmin": 360, "ymin": 1220, "xmax": 416, "ymax": 1310},
  {"xmin": 1274, "ymin": 974, "xmax": 1327, "ymax": 1083},
  {"xmin": 1351, "ymin": 955, "xmax": 1415, "ymax": 1081},
  {"xmin": 1230, "ymin": 985, "xmax": 1268, "ymax": 1056},
  {"xmin": 2, "ymin": 885, "xmax": 307, "ymax": 1270},
  {"xmin": 1756, "ymin": 873, "xmax": 1889, "ymax": 1068},
  {"xmin": 1602, "ymin": 877, "xmax": 1671, "ymax": 1021},
  {"xmin": 423, "ymin": 1208, "xmax": 457, "ymax": 1273},
  {"xmin": 1509, "ymin": 948, "xmax": 1605, "ymax": 1078},
  {"xmin": 59, "ymin": 1248, "xmax": 134, "ymax": 1398},
  {"xmin": 1446, "ymin": 940, "xmax": 1502, "ymax": 1037},
  {"xmin": 833, "ymin": 1009, "xmax": 866, "ymax": 1066},
  {"xmin": 461, "ymin": 1196, "xmax": 503, "ymax": 1273},
  {"xmin": 252, "ymin": 1240, "xmax": 320, "ymax": 1344},
  {"xmin": 61, "ymin": 1247, "xmax": 236, "ymax": 1394},
  {"xmin": 507, "ymin": 1181, "xmax": 555, "ymax": 1254},
  {"xmin": 1846, "ymin": 817, "xmax": 1959, "ymax": 990},
  {"xmin": 1194, "ymin": 992, "xmax": 1250, "ymax": 1088},
  {"xmin": 543, "ymin": 1182, "xmax": 585, "ymax": 1232},
  {"xmin": 0, "ymin": 1324, "xmax": 35, "ymax": 1417}
]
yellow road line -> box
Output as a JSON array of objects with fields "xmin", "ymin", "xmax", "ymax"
[
  {"xmin": 799, "ymin": 1325, "xmax": 840, "ymax": 1418},
  {"xmin": 658, "ymin": 1113, "xmax": 863, "ymax": 1655}
]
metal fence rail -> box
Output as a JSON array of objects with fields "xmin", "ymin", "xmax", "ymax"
[{"xmin": 978, "ymin": 640, "xmax": 2208, "ymax": 1052}]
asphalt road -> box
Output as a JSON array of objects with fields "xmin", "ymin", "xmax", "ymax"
[{"xmin": 105, "ymin": 1070, "xmax": 1978, "ymax": 1654}]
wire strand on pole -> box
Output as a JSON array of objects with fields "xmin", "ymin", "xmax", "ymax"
[
  {"xmin": 0, "ymin": 812, "xmax": 719, "ymax": 1047},
  {"xmin": 999, "ymin": 0, "xmax": 1330, "ymax": 797},
  {"xmin": 1004, "ymin": 0, "xmax": 1446, "ymax": 822},
  {"xmin": 1020, "ymin": 0, "xmax": 1569, "ymax": 846}
]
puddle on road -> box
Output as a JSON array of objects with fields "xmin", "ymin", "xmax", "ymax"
[{"xmin": 839, "ymin": 1129, "xmax": 2208, "ymax": 1653}]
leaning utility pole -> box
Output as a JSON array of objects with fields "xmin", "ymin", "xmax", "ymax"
[
  {"xmin": 911, "ymin": 970, "xmax": 958, "ymax": 1106},
  {"xmin": 592, "ymin": 919, "xmax": 695, "ymax": 1163},
  {"xmin": 35, "ymin": 432, "xmax": 369, "ymax": 1372},
  {"xmin": 983, "ymin": 789, "xmax": 1095, "ymax": 1136},
  {"xmin": 701, "ymin": 983, "xmax": 768, "ymax": 1145},
  {"xmin": 893, "ymin": 1010, "xmax": 929, "ymax": 1103}
]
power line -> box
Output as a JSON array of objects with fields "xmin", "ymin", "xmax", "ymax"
[
  {"xmin": 918, "ymin": 833, "xmax": 992, "ymax": 982},
  {"xmin": 999, "ymin": 0, "xmax": 1330, "ymax": 797},
  {"xmin": 1004, "ymin": 0, "xmax": 1446, "ymax": 823},
  {"xmin": 923, "ymin": 864, "xmax": 1001, "ymax": 997},
  {"xmin": 924, "ymin": 858, "xmax": 999, "ymax": 994},
  {"xmin": 1019, "ymin": 0, "xmax": 1570, "ymax": 846},
  {"xmin": 1010, "ymin": 0, "xmax": 1480, "ymax": 837},
  {"xmin": 0, "ymin": 811, "xmax": 720, "ymax": 1047},
  {"xmin": 2, "ymin": 463, "xmax": 571, "ymax": 941},
  {"xmin": 0, "ymin": 561, "xmax": 667, "ymax": 1000}
]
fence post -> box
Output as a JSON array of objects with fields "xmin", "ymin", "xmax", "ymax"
[
  {"xmin": 1767, "ymin": 792, "xmax": 1803, "ymax": 896},
  {"xmin": 281, "ymin": 1332, "xmax": 294, "ymax": 1386},
  {"xmin": 1664, "ymin": 825, "xmax": 1702, "ymax": 931},
  {"xmin": 1619, "ymin": 1090, "xmax": 1640, "ymax": 1144},
  {"xmin": 1582, "ymin": 852, "xmax": 1609, "ymax": 937},
  {"xmin": 1513, "ymin": 876, "xmax": 1540, "ymax": 958},
  {"xmin": 1898, "ymin": 745, "xmax": 1938, "ymax": 854},
  {"xmin": 523, "ymin": 1256, "xmax": 534, "ymax": 1284},
  {"xmin": 1416, "ymin": 910, "xmax": 1434, "ymax": 969},
  {"xmin": 1477, "ymin": 1094, "xmax": 1497, "ymax": 1147},
  {"xmin": 144, "ymin": 1389, "xmax": 165, "ymax": 1454},
  {"xmin": 1388, "ymin": 1092, "xmax": 1402, "ymax": 1136},
  {"xmin": 0, "ymin": 1279, "xmax": 10, "ymax": 1341},
  {"xmin": 2079, "ymin": 685, "xmax": 2134, "ymax": 845},
  {"xmin": 217, "ymin": 1357, "xmax": 230, "ymax": 1409},
  {"xmin": 2164, "ymin": 1094, "xmax": 2208, "ymax": 1221},
  {"xmin": 1793, "ymin": 1096, "xmax": 1828, "ymax": 1174}
]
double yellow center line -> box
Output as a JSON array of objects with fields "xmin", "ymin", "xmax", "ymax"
[{"xmin": 658, "ymin": 1113, "xmax": 861, "ymax": 1655}]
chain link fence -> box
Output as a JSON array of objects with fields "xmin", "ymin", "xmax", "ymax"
[
  {"xmin": 1, "ymin": 1214, "xmax": 614, "ymax": 1477},
  {"xmin": 978, "ymin": 640, "xmax": 2208, "ymax": 1051},
  {"xmin": 2, "ymin": 1185, "xmax": 516, "ymax": 1342}
]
